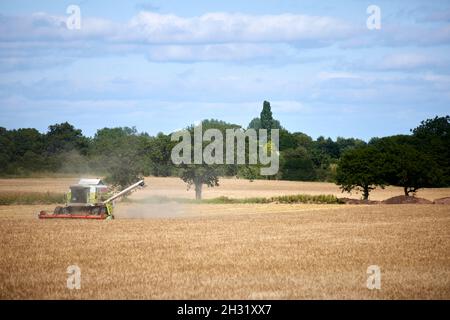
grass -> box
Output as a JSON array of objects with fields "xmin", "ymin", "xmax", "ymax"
[
  {"xmin": 0, "ymin": 192, "xmax": 65, "ymax": 205},
  {"xmin": 272, "ymin": 194, "xmax": 343, "ymax": 204}
]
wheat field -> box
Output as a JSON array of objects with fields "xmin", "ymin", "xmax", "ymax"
[
  {"xmin": 1, "ymin": 176, "xmax": 449, "ymax": 201},
  {"xmin": 0, "ymin": 177, "xmax": 449, "ymax": 299}
]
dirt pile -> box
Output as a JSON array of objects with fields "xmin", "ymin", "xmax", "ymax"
[
  {"xmin": 433, "ymin": 197, "xmax": 450, "ymax": 204},
  {"xmin": 339, "ymin": 198, "xmax": 380, "ymax": 205},
  {"xmin": 382, "ymin": 195, "xmax": 433, "ymax": 204}
]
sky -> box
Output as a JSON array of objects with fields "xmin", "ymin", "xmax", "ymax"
[{"xmin": 0, "ymin": 0, "xmax": 449, "ymax": 140}]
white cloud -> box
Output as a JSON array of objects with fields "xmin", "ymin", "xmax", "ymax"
[
  {"xmin": 270, "ymin": 100, "xmax": 307, "ymax": 113},
  {"xmin": 317, "ymin": 71, "xmax": 362, "ymax": 81},
  {"xmin": 0, "ymin": 11, "xmax": 352, "ymax": 45},
  {"xmin": 422, "ymin": 73, "xmax": 450, "ymax": 83},
  {"xmin": 378, "ymin": 53, "xmax": 436, "ymax": 70},
  {"xmin": 0, "ymin": 12, "xmax": 118, "ymax": 42},
  {"xmin": 1, "ymin": 10, "xmax": 450, "ymax": 67},
  {"xmin": 128, "ymin": 12, "xmax": 353, "ymax": 44},
  {"xmin": 0, "ymin": 11, "xmax": 354, "ymax": 67},
  {"xmin": 146, "ymin": 43, "xmax": 277, "ymax": 62},
  {"xmin": 337, "ymin": 52, "xmax": 450, "ymax": 74}
]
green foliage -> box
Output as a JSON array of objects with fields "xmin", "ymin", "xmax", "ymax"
[
  {"xmin": 179, "ymin": 164, "xmax": 220, "ymax": 200},
  {"xmin": 412, "ymin": 115, "xmax": 450, "ymax": 138},
  {"xmin": 293, "ymin": 132, "xmax": 313, "ymax": 149},
  {"xmin": 1, "ymin": 109, "xmax": 448, "ymax": 192},
  {"xmin": 270, "ymin": 194, "xmax": 342, "ymax": 204},
  {"xmin": 46, "ymin": 122, "xmax": 89, "ymax": 156},
  {"xmin": 411, "ymin": 116, "xmax": 450, "ymax": 185},
  {"xmin": 336, "ymin": 146, "xmax": 386, "ymax": 200},
  {"xmin": 103, "ymin": 163, "xmax": 143, "ymax": 189},
  {"xmin": 391, "ymin": 145, "xmax": 441, "ymax": 195},
  {"xmin": 249, "ymin": 101, "xmax": 282, "ymax": 133},
  {"xmin": 260, "ymin": 100, "xmax": 274, "ymax": 130},
  {"xmin": 280, "ymin": 147, "xmax": 316, "ymax": 181},
  {"xmin": 147, "ymin": 133, "xmax": 176, "ymax": 176},
  {"xmin": 0, "ymin": 128, "xmax": 47, "ymax": 174},
  {"xmin": 370, "ymin": 135, "xmax": 443, "ymax": 195},
  {"xmin": 279, "ymin": 129, "xmax": 298, "ymax": 150},
  {"xmin": 247, "ymin": 117, "xmax": 261, "ymax": 130},
  {"xmin": 336, "ymin": 137, "xmax": 366, "ymax": 155},
  {"xmin": 175, "ymin": 119, "xmax": 242, "ymax": 199},
  {"xmin": 91, "ymin": 127, "xmax": 145, "ymax": 188}
]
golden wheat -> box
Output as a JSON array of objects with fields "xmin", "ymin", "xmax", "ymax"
[{"xmin": 0, "ymin": 177, "xmax": 449, "ymax": 299}]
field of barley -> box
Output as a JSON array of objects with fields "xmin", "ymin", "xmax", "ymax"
[{"xmin": 0, "ymin": 177, "xmax": 449, "ymax": 299}]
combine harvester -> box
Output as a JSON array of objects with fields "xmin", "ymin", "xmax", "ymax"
[{"xmin": 38, "ymin": 179, "xmax": 145, "ymax": 220}]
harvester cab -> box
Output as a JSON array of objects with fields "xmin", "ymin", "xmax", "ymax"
[
  {"xmin": 68, "ymin": 179, "xmax": 109, "ymax": 204},
  {"xmin": 38, "ymin": 179, "xmax": 145, "ymax": 220}
]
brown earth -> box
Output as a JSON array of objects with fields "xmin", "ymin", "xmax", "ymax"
[
  {"xmin": 434, "ymin": 197, "xmax": 450, "ymax": 205},
  {"xmin": 338, "ymin": 198, "xmax": 380, "ymax": 205},
  {"xmin": 382, "ymin": 196, "xmax": 434, "ymax": 205}
]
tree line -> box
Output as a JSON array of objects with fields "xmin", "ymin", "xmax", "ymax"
[
  {"xmin": 337, "ymin": 116, "xmax": 450, "ymax": 199},
  {"xmin": 0, "ymin": 101, "xmax": 448, "ymax": 199}
]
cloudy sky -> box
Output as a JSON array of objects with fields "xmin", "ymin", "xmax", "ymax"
[{"xmin": 0, "ymin": 0, "xmax": 449, "ymax": 140}]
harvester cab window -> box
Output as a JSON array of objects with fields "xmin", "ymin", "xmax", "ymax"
[{"xmin": 70, "ymin": 187, "xmax": 89, "ymax": 203}]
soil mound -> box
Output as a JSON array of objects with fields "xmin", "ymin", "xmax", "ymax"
[
  {"xmin": 382, "ymin": 195, "xmax": 433, "ymax": 204},
  {"xmin": 433, "ymin": 197, "xmax": 450, "ymax": 205},
  {"xmin": 339, "ymin": 198, "xmax": 380, "ymax": 205}
]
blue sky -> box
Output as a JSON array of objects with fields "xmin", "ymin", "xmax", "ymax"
[{"xmin": 0, "ymin": 0, "xmax": 449, "ymax": 140}]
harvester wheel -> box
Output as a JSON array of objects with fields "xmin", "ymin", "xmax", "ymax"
[
  {"xmin": 54, "ymin": 206, "xmax": 63, "ymax": 214},
  {"xmin": 91, "ymin": 207, "xmax": 101, "ymax": 215}
]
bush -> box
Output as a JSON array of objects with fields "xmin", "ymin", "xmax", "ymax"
[{"xmin": 270, "ymin": 194, "xmax": 341, "ymax": 204}]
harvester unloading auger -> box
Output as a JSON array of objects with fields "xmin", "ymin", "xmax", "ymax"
[{"xmin": 38, "ymin": 179, "xmax": 145, "ymax": 220}]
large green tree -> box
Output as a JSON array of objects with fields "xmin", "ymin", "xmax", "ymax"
[
  {"xmin": 260, "ymin": 100, "xmax": 273, "ymax": 130},
  {"xmin": 6, "ymin": 128, "xmax": 46, "ymax": 173},
  {"xmin": 46, "ymin": 122, "xmax": 89, "ymax": 155},
  {"xmin": 411, "ymin": 115, "xmax": 450, "ymax": 186},
  {"xmin": 248, "ymin": 101, "xmax": 282, "ymax": 132},
  {"xmin": 336, "ymin": 146, "xmax": 386, "ymax": 200},
  {"xmin": 370, "ymin": 135, "xmax": 443, "ymax": 195},
  {"xmin": 91, "ymin": 127, "xmax": 146, "ymax": 188},
  {"xmin": 391, "ymin": 145, "xmax": 441, "ymax": 196},
  {"xmin": 147, "ymin": 132, "xmax": 176, "ymax": 176},
  {"xmin": 180, "ymin": 164, "xmax": 219, "ymax": 200},
  {"xmin": 174, "ymin": 120, "xmax": 241, "ymax": 199}
]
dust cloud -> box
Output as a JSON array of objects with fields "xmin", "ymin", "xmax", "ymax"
[{"xmin": 114, "ymin": 200, "xmax": 187, "ymax": 219}]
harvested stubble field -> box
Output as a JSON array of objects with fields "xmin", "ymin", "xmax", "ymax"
[{"xmin": 0, "ymin": 177, "xmax": 449, "ymax": 299}]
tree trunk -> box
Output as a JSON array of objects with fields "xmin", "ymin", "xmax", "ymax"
[
  {"xmin": 404, "ymin": 187, "xmax": 416, "ymax": 197},
  {"xmin": 404, "ymin": 187, "xmax": 409, "ymax": 196},
  {"xmin": 195, "ymin": 182, "xmax": 202, "ymax": 200},
  {"xmin": 363, "ymin": 185, "xmax": 369, "ymax": 200}
]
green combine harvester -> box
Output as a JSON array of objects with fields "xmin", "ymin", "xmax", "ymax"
[{"xmin": 38, "ymin": 179, "xmax": 145, "ymax": 220}]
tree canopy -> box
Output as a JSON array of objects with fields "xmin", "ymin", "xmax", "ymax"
[{"xmin": 336, "ymin": 146, "xmax": 386, "ymax": 200}]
